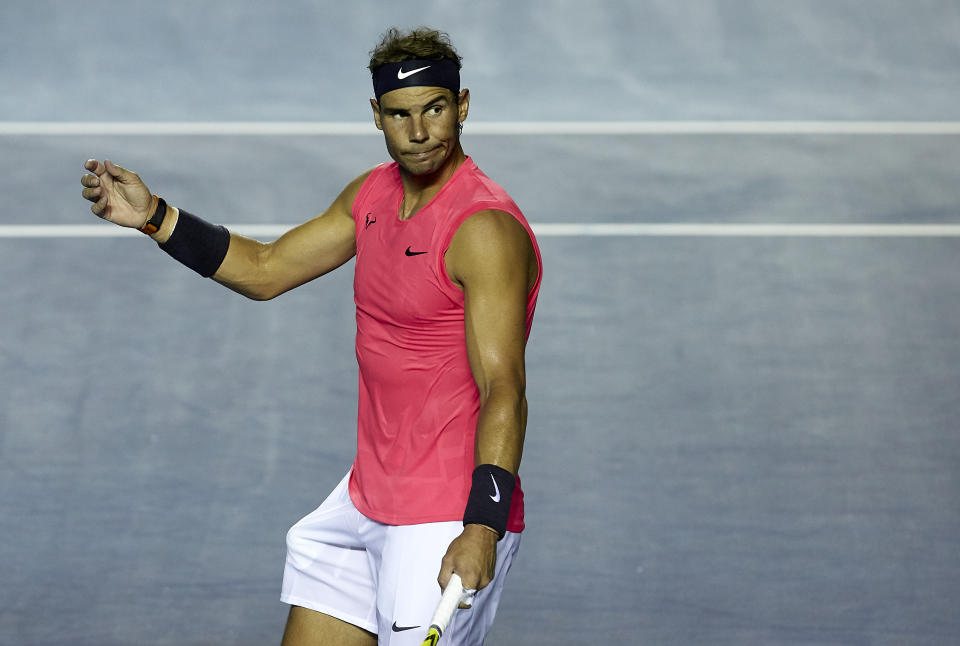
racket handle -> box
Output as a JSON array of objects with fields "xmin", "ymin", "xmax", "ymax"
[{"xmin": 420, "ymin": 573, "xmax": 476, "ymax": 645}]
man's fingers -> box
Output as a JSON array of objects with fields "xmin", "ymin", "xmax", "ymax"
[
  {"xmin": 85, "ymin": 159, "xmax": 105, "ymax": 175},
  {"xmin": 81, "ymin": 186, "xmax": 101, "ymax": 201},
  {"xmin": 437, "ymin": 565, "xmax": 483, "ymax": 590},
  {"xmin": 437, "ymin": 563, "xmax": 454, "ymax": 591},
  {"xmin": 438, "ymin": 570, "xmax": 476, "ymax": 610},
  {"xmin": 455, "ymin": 571, "xmax": 481, "ymax": 591},
  {"xmin": 91, "ymin": 196, "xmax": 108, "ymax": 216},
  {"xmin": 441, "ymin": 567, "xmax": 482, "ymax": 610},
  {"xmin": 457, "ymin": 579, "xmax": 478, "ymax": 610},
  {"xmin": 80, "ymin": 174, "xmax": 99, "ymax": 188}
]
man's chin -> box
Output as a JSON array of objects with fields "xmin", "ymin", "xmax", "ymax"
[{"xmin": 399, "ymin": 154, "xmax": 446, "ymax": 177}]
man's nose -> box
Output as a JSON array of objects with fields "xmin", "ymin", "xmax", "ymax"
[{"xmin": 408, "ymin": 115, "xmax": 428, "ymax": 142}]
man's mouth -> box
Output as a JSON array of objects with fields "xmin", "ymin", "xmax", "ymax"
[{"xmin": 405, "ymin": 146, "xmax": 441, "ymax": 158}]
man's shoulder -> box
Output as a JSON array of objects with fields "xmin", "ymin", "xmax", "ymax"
[
  {"xmin": 454, "ymin": 209, "xmax": 530, "ymax": 244},
  {"xmin": 449, "ymin": 158, "xmax": 521, "ymax": 215},
  {"xmin": 337, "ymin": 164, "xmax": 397, "ymax": 216},
  {"xmin": 357, "ymin": 162, "xmax": 398, "ymax": 191},
  {"xmin": 459, "ymin": 157, "xmax": 506, "ymax": 192}
]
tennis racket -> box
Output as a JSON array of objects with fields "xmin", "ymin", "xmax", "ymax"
[{"xmin": 420, "ymin": 573, "xmax": 476, "ymax": 645}]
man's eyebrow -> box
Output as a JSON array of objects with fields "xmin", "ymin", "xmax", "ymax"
[
  {"xmin": 381, "ymin": 93, "xmax": 452, "ymax": 114},
  {"xmin": 424, "ymin": 93, "xmax": 451, "ymax": 106}
]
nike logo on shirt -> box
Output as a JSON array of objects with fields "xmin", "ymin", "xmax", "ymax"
[
  {"xmin": 392, "ymin": 622, "xmax": 420, "ymax": 632},
  {"xmin": 405, "ymin": 246, "xmax": 428, "ymax": 256},
  {"xmin": 397, "ymin": 65, "xmax": 431, "ymax": 79}
]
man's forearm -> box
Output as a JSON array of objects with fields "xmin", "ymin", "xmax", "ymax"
[
  {"xmin": 473, "ymin": 386, "xmax": 527, "ymax": 474},
  {"xmin": 147, "ymin": 204, "xmax": 286, "ymax": 300},
  {"xmin": 211, "ymin": 233, "xmax": 281, "ymax": 300}
]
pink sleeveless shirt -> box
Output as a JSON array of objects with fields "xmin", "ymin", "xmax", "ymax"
[{"xmin": 347, "ymin": 157, "xmax": 541, "ymax": 531}]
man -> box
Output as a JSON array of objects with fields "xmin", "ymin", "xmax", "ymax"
[{"xmin": 80, "ymin": 27, "xmax": 541, "ymax": 646}]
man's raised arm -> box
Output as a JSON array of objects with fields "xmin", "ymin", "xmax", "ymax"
[{"xmin": 80, "ymin": 159, "xmax": 368, "ymax": 300}]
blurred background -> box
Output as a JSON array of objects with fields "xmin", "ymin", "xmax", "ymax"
[{"xmin": 1, "ymin": 1, "xmax": 959, "ymax": 644}]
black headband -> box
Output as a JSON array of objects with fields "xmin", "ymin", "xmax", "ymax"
[{"xmin": 372, "ymin": 59, "xmax": 460, "ymax": 101}]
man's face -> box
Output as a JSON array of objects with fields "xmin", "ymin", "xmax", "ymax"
[{"xmin": 371, "ymin": 86, "xmax": 469, "ymax": 177}]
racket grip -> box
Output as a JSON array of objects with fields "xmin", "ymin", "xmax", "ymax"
[{"xmin": 420, "ymin": 573, "xmax": 475, "ymax": 645}]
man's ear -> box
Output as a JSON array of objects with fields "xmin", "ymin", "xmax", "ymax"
[
  {"xmin": 370, "ymin": 98, "xmax": 384, "ymax": 131},
  {"xmin": 457, "ymin": 89, "xmax": 470, "ymax": 127}
]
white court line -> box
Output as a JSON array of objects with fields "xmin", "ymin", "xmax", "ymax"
[
  {"xmin": 3, "ymin": 224, "xmax": 960, "ymax": 238},
  {"xmin": 532, "ymin": 223, "xmax": 960, "ymax": 236},
  {"xmin": 2, "ymin": 121, "xmax": 960, "ymax": 136}
]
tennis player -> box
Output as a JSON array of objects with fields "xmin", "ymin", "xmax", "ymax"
[{"xmin": 80, "ymin": 27, "xmax": 541, "ymax": 646}]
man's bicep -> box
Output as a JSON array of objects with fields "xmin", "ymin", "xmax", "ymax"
[
  {"xmin": 450, "ymin": 211, "xmax": 534, "ymax": 395},
  {"xmin": 268, "ymin": 170, "xmax": 372, "ymax": 276},
  {"xmin": 219, "ymin": 170, "xmax": 371, "ymax": 298},
  {"xmin": 266, "ymin": 203, "xmax": 357, "ymax": 280}
]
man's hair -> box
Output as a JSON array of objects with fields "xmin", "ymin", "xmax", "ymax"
[{"xmin": 368, "ymin": 27, "xmax": 462, "ymax": 74}]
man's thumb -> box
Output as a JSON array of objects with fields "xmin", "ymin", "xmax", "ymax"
[{"xmin": 104, "ymin": 159, "xmax": 136, "ymax": 183}]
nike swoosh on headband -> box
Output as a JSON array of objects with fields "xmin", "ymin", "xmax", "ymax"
[{"xmin": 397, "ymin": 65, "xmax": 431, "ymax": 80}]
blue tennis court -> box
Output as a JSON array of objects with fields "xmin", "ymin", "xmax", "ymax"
[{"xmin": 2, "ymin": 2, "xmax": 959, "ymax": 644}]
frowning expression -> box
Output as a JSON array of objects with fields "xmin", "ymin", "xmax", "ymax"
[{"xmin": 371, "ymin": 87, "xmax": 470, "ymax": 177}]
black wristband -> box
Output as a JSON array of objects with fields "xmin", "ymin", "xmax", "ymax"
[
  {"xmin": 463, "ymin": 464, "xmax": 515, "ymax": 540},
  {"xmin": 158, "ymin": 209, "xmax": 231, "ymax": 278}
]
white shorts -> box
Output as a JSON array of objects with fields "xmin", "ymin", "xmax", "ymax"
[{"xmin": 281, "ymin": 472, "xmax": 521, "ymax": 645}]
